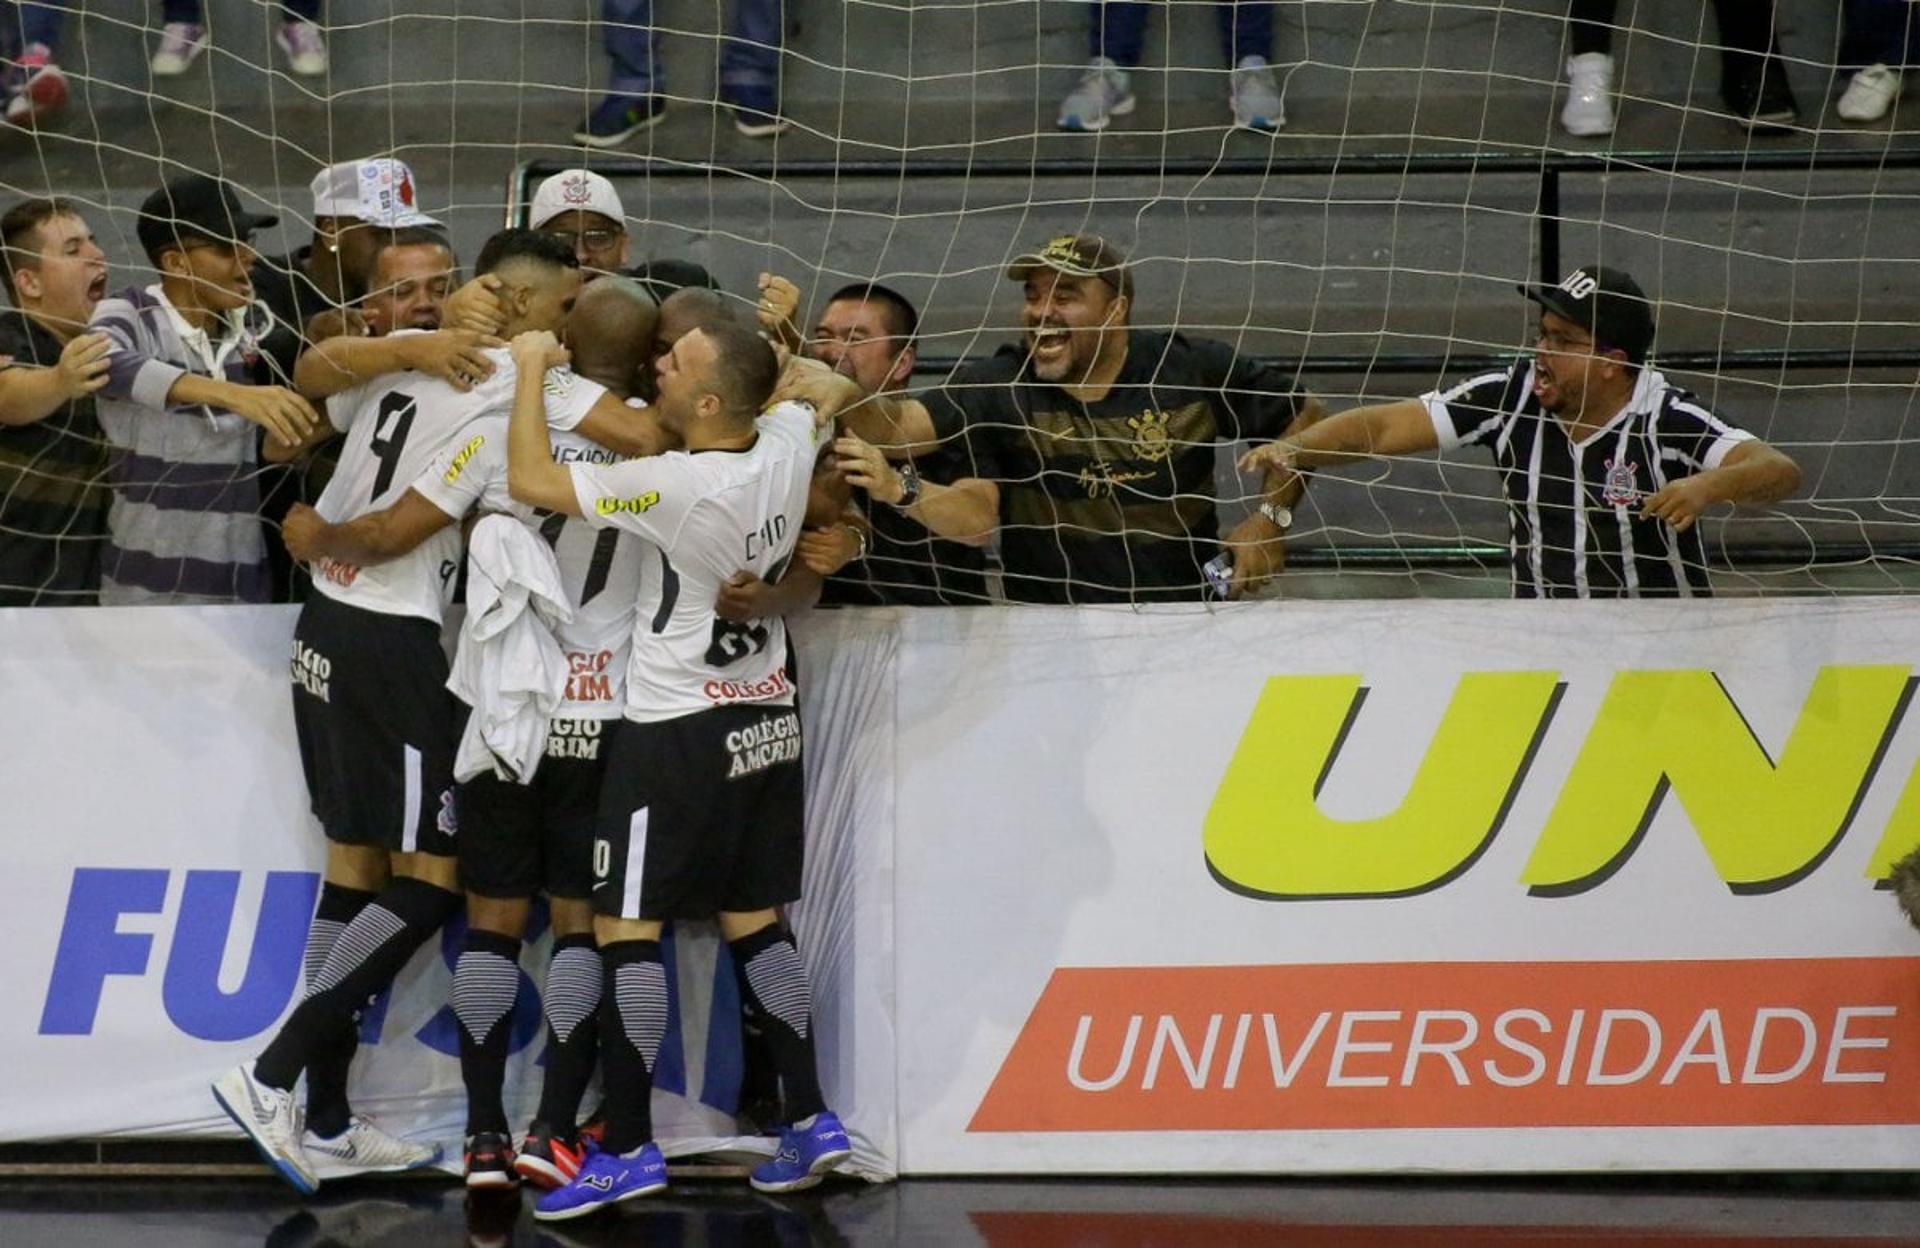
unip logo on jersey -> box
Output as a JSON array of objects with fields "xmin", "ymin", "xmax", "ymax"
[
  {"xmin": 443, "ymin": 434, "xmax": 485, "ymax": 484},
  {"xmin": 1558, "ymin": 270, "xmax": 1600, "ymax": 300},
  {"xmin": 544, "ymin": 370, "xmax": 576, "ymax": 398},
  {"xmin": 1601, "ymin": 457, "xmax": 1640, "ymax": 507},
  {"xmin": 596, "ymin": 492, "xmax": 660, "ymax": 517}
]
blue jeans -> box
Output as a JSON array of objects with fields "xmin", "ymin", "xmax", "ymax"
[
  {"xmin": 1841, "ymin": 0, "xmax": 1920, "ymax": 69},
  {"xmin": 603, "ymin": 0, "xmax": 783, "ymax": 99},
  {"xmin": 12, "ymin": 2, "xmax": 68, "ymax": 50},
  {"xmin": 161, "ymin": 1, "xmax": 320, "ymax": 21},
  {"xmin": 1089, "ymin": 1, "xmax": 1275, "ymax": 67}
]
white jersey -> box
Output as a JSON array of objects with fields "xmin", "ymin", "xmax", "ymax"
[
  {"xmin": 310, "ymin": 340, "xmax": 606, "ymax": 621},
  {"xmin": 414, "ymin": 409, "xmax": 645, "ymax": 720},
  {"xmin": 569, "ymin": 400, "xmax": 822, "ymax": 724}
]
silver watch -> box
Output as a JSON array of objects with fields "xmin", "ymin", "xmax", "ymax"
[{"xmin": 1257, "ymin": 501, "xmax": 1293, "ymax": 530}]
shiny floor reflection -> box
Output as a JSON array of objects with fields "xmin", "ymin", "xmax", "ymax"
[{"xmin": 0, "ymin": 1174, "xmax": 1916, "ymax": 1246}]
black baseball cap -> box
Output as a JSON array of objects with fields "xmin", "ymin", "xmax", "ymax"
[
  {"xmin": 135, "ymin": 174, "xmax": 278, "ymax": 263},
  {"xmin": 1519, "ymin": 265, "xmax": 1655, "ymax": 364}
]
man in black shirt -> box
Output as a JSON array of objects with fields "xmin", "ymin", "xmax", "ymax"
[
  {"xmin": 805, "ymin": 282, "xmax": 988, "ymax": 605},
  {"xmin": 0, "ymin": 197, "xmax": 112, "ymax": 605},
  {"xmin": 1238, "ymin": 266, "xmax": 1803, "ymax": 598},
  {"xmin": 834, "ymin": 234, "xmax": 1317, "ymax": 603}
]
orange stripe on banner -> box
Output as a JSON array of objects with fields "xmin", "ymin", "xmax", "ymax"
[
  {"xmin": 967, "ymin": 959, "xmax": 1920, "ymax": 1132},
  {"xmin": 969, "ymin": 1213, "xmax": 1892, "ymax": 1247}
]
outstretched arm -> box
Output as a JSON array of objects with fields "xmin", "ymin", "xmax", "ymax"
[{"xmin": 1236, "ymin": 398, "xmax": 1439, "ymax": 482}]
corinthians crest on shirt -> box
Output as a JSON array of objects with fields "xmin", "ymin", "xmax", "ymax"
[{"xmin": 1601, "ymin": 456, "xmax": 1640, "ymax": 507}]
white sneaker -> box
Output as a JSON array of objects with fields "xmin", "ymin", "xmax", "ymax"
[
  {"xmin": 1057, "ymin": 57, "xmax": 1135, "ymax": 132},
  {"xmin": 1230, "ymin": 55, "xmax": 1285, "ymax": 131},
  {"xmin": 303, "ymin": 1115, "xmax": 442, "ymax": 1181},
  {"xmin": 1560, "ymin": 52, "xmax": 1616, "ymax": 137},
  {"xmin": 275, "ymin": 20, "xmax": 328, "ymax": 77},
  {"xmin": 1837, "ymin": 64, "xmax": 1900, "ymax": 123},
  {"xmin": 211, "ymin": 1062, "xmax": 318, "ymax": 1195},
  {"xmin": 150, "ymin": 22, "xmax": 208, "ymax": 77}
]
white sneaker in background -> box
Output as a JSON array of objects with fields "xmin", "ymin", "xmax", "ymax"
[
  {"xmin": 150, "ymin": 22, "xmax": 208, "ymax": 77},
  {"xmin": 1837, "ymin": 64, "xmax": 1900, "ymax": 123},
  {"xmin": 1057, "ymin": 57, "xmax": 1135, "ymax": 132},
  {"xmin": 1230, "ymin": 55, "xmax": 1285, "ymax": 131},
  {"xmin": 1560, "ymin": 52, "xmax": 1616, "ymax": 137},
  {"xmin": 275, "ymin": 20, "xmax": 329, "ymax": 77}
]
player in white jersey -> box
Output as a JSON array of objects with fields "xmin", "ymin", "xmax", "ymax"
[
  {"xmin": 502, "ymin": 321, "xmax": 856, "ymax": 1218},
  {"xmin": 213, "ymin": 232, "xmax": 663, "ymax": 1197},
  {"xmin": 262, "ymin": 278, "xmax": 659, "ymax": 1189}
]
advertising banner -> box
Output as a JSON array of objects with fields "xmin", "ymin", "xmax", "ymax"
[
  {"xmin": 889, "ymin": 600, "xmax": 1920, "ymax": 1172},
  {"xmin": 0, "ymin": 605, "xmax": 898, "ymax": 1177}
]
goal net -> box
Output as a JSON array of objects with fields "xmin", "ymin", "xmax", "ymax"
[{"xmin": 1, "ymin": 0, "xmax": 1913, "ymax": 606}]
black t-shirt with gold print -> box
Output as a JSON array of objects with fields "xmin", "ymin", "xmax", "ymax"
[{"xmin": 924, "ymin": 330, "xmax": 1303, "ymax": 603}]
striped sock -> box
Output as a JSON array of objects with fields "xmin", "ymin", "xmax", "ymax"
[
  {"xmin": 535, "ymin": 934, "xmax": 602, "ymax": 1132},
  {"xmin": 598, "ymin": 939, "xmax": 665, "ymax": 1155},
  {"xmin": 254, "ymin": 876, "xmax": 461, "ymax": 1091},
  {"xmin": 302, "ymin": 882, "xmax": 375, "ymax": 1138},
  {"xmin": 455, "ymin": 928, "xmax": 523, "ymax": 1137},
  {"xmin": 729, "ymin": 924, "xmax": 826, "ymax": 1124}
]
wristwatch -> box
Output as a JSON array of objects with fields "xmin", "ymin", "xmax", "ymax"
[
  {"xmin": 891, "ymin": 461, "xmax": 923, "ymax": 509},
  {"xmin": 1257, "ymin": 501, "xmax": 1293, "ymax": 530}
]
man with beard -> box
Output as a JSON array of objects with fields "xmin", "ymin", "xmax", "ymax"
[
  {"xmin": 1237, "ymin": 266, "xmax": 1803, "ymax": 598},
  {"xmin": 834, "ymin": 233, "xmax": 1318, "ymax": 603}
]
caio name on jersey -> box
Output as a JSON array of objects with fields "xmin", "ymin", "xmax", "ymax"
[{"xmin": 39, "ymin": 867, "xmax": 547, "ymax": 1056}]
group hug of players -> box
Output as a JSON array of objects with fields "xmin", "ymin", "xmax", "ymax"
[{"xmin": 209, "ymin": 224, "xmax": 867, "ymax": 1221}]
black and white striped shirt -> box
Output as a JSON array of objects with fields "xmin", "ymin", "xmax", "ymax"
[{"xmin": 1421, "ymin": 360, "xmax": 1755, "ymax": 598}]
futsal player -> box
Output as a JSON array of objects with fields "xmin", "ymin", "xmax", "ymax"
[{"xmin": 501, "ymin": 320, "xmax": 855, "ymax": 1217}]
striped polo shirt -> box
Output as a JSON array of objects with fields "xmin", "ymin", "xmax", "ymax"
[{"xmin": 90, "ymin": 284, "xmax": 287, "ymax": 604}]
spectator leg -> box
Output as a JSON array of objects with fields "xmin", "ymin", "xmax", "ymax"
[
  {"xmin": 279, "ymin": 1, "xmax": 322, "ymax": 22},
  {"xmin": 1840, "ymin": 0, "xmax": 1913, "ymax": 70},
  {"xmin": 603, "ymin": 0, "xmax": 660, "ymax": 99},
  {"xmin": 18, "ymin": 2, "xmax": 69, "ymax": 51},
  {"xmin": 1710, "ymin": 0, "xmax": 1781, "ymax": 91},
  {"xmin": 160, "ymin": 0, "xmax": 203, "ymax": 24},
  {"xmin": 1089, "ymin": 2, "xmax": 1151, "ymax": 69},
  {"xmin": 720, "ymin": 0, "xmax": 782, "ymax": 102},
  {"xmin": 1219, "ymin": 2, "xmax": 1275, "ymax": 65},
  {"xmin": 1568, "ymin": 0, "xmax": 1618, "ymax": 57}
]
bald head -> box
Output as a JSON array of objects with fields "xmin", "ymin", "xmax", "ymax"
[{"xmin": 566, "ymin": 276, "xmax": 658, "ymax": 400}]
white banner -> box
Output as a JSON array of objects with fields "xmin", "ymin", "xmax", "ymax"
[
  {"xmin": 0, "ymin": 605, "xmax": 898, "ymax": 1177},
  {"xmin": 889, "ymin": 599, "xmax": 1920, "ymax": 1173}
]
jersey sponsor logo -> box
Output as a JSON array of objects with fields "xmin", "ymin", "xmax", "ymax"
[
  {"xmin": 442, "ymin": 434, "xmax": 486, "ymax": 484},
  {"xmin": 1127, "ymin": 409, "xmax": 1174, "ymax": 463},
  {"xmin": 316, "ymin": 556, "xmax": 360, "ymax": 588},
  {"xmin": 595, "ymin": 492, "xmax": 660, "ymax": 517},
  {"xmin": 544, "ymin": 370, "xmax": 576, "ymax": 399},
  {"xmin": 290, "ymin": 638, "xmax": 332, "ymax": 701},
  {"xmin": 702, "ymin": 669, "xmax": 793, "ymax": 706},
  {"xmin": 547, "ymin": 716, "xmax": 605, "ymax": 760},
  {"xmin": 564, "ymin": 650, "xmax": 616, "ymax": 704},
  {"xmin": 1601, "ymin": 457, "xmax": 1640, "ymax": 507},
  {"xmin": 725, "ymin": 710, "xmax": 803, "ymax": 779}
]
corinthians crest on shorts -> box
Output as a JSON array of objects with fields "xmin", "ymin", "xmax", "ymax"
[{"xmin": 1601, "ymin": 456, "xmax": 1640, "ymax": 507}]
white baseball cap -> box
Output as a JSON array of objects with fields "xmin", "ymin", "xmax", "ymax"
[
  {"xmin": 309, "ymin": 158, "xmax": 440, "ymax": 228},
  {"xmin": 530, "ymin": 169, "xmax": 626, "ymax": 230}
]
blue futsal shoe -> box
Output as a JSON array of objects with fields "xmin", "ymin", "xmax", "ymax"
[
  {"xmin": 749, "ymin": 1111, "xmax": 852, "ymax": 1193},
  {"xmin": 532, "ymin": 1139, "xmax": 667, "ymax": 1221}
]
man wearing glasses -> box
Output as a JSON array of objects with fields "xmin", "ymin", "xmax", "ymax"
[
  {"xmin": 530, "ymin": 169, "xmax": 630, "ymax": 282},
  {"xmin": 89, "ymin": 174, "xmax": 321, "ymax": 603},
  {"xmin": 1238, "ymin": 267, "xmax": 1802, "ymax": 598}
]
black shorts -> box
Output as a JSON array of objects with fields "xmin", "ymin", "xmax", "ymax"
[
  {"xmin": 456, "ymin": 718, "xmax": 613, "ymax": 900},
  {"xmin": 290, "ymin": 593, "xmax": 458, "ymax": 857},
  {"xmin": 593, "ymin": 705, "xmax": 806, "ymax": 921}
]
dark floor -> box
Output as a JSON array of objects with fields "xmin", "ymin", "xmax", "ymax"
[{"xmin": 2, "ymin": 1174, "xmax": 1919, "ymax": 1247}]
